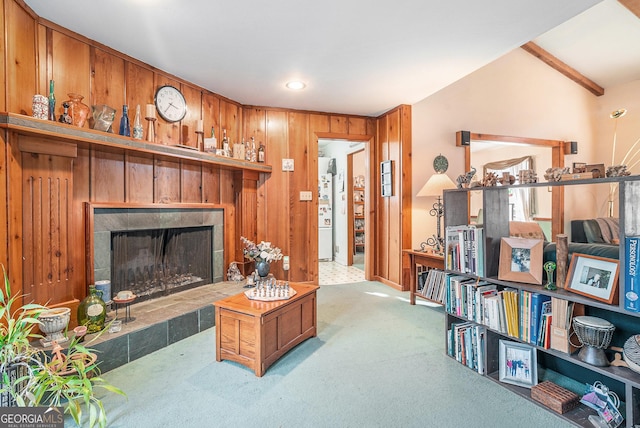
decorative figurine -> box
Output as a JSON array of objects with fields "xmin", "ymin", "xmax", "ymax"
[
  {"xmin": 544, "ymin": 167, "xmax": 570, "ymax": 182},
  {"xmin": 481, "ymin": 172, "xmax": 499, "ymax": 187},
  {"xmin": 227, "ymin": 262, "xmax": 244, "ymax": 282},
  {"xmin": 606, "ymin": 165, "xmax": 631, "ymax": 177},
  {"xmin": 544, "ymin": 261, "xmax": 557, "ymax": 290},
  {"xmin": 456, "ymin": 166, "xmax": 477, "ymax": 188}
]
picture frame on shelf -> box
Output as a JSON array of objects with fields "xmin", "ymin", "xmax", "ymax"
[
  {"xmin": 499, "ymin": 340, "xmax": 537, "ymax": 388},
  {"xmin": 566, "ymin": 253, "xmax": 619, "ymax": 304},
  {"xmin": 572, "ymin": 162, "xmax": 587, "ymax": 173},
  {"xmin": 498, "ymin": 237, "xmax": 543, "ymax": 284},
  {"xmin": 585, "ymin": 163, "xmax": 605, "ymax": 179}
]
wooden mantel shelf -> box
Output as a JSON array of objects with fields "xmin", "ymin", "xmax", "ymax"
[{"xmin": 0, "ymin": 112, "xmax": 272, "ymax": 173}]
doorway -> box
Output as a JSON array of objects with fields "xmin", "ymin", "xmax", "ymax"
[{"xmin": 318, "ymin": 139, "xmax": 367, "ymax": 285}]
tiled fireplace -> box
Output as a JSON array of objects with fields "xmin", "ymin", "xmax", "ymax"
[
  {"xmin": 92, "ymin": 207, "xmax": 225, "ymax": 301},
  {"xmin": 89, "ymin": 206, "xmax": 227, "ymax": 371}
]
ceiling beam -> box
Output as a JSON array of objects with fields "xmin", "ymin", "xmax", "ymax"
[
  {"xmin": 520, "ymin": 42, "xmax": 604, "ymax": 96},
  {"xmin": 619, "ymin": 0, "xmax": 640, "ymax": 19}
]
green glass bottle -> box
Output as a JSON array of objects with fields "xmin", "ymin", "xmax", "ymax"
[
  {"xmin": 48, "ymin": 80, "xmax": 56, "ymax": 121},
  {"xmin": 77, "ymin": 285, "xmax": 107, "ymax": 333}
]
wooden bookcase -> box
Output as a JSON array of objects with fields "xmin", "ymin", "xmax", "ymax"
[
  {"xmin": 354, "ymin": 185, "xmax": 365, "ymax": 253},
  {"xmin": 442, "ymin": 175, "xmax": 640, "ymax": 427}
]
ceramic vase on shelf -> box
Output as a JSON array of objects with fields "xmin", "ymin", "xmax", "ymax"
[
  {"xmin": 256, "ymin": 260, "xmax": 270, "ymax": 277},
  {"xmin": 77, "ymin": 285, "xmax": 107, "ymax": 333},
  {"xmin": 65, "ymin": 93, "xmax": 90, "ymax": 128}
]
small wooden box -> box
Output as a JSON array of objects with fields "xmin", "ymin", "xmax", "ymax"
[{"xmin": 531, "ymin": 381, "xmax": 579, "ymax": 414}]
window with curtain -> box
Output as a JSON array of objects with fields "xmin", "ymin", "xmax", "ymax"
[{"xmin": 484, "ymin": 156, "xmax": 537, "ymax": 221}]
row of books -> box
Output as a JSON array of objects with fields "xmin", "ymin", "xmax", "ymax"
[
  {"xmin": 445, "ymin": 274, "xmax": 573, "ymax": 350},
  {"xmin": 444, "ymin": 225, "xmax": 484, "ymax": 276},
  {"xmin": 447, "ymin": 322, "xmax": 486, "ymax": 374},
  {"xmin": 416, "ymin": 268, "xmax": 447, "ymax": 303}
]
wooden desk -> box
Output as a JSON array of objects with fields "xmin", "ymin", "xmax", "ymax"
[
  {"xmin": 403, "ymin": 249, "xmax": 444, "ymax": 305},
  {"xmin": 214, "ymin": 283, "xmax": 319, "ymax": 377}
]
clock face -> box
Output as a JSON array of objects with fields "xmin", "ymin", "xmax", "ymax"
[
  {"xmin": 433, "ymin": 154, "xmax": 449, "ymax": 173},
  {"xmin": 154, "ymin": 85, "xmax": 187, "ymax": 123}
]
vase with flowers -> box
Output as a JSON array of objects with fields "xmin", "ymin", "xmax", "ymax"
[{"xmin": 241, "ymin": 236, "xmax": 283, "ymax": 277}]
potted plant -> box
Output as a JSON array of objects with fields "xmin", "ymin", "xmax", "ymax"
[
  {"xmin": 29, "ymin": 332, "xmax": 126, "ymax": 428},
  {"xmin": 0, "ymin": 265, "xmax": 125, "ymax": 427},
  {"xmin": 0, "ymin": 265, "xmax": 48, "ymax": 406}
]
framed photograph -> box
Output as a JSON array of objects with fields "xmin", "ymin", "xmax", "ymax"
[
  {"xmin": 566, "ymin": 253, "xmax": 619, "ymax": 304},
  {"xmin": 585, "ymin": 163, "xmax": 605, "ymax": 179},
  {"xmin": 498, "ymin": 237, "xmax": 543, "ymax": 284},
  {"xmin": 572, "ymin": 162, "xmax": 587, "ymax": 173},
  {"xmin": 499, "ymin": 340, "xmax": 537, "ymax": 388}
]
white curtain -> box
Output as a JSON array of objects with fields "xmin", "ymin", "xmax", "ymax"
[{"xmin": 484, "ymin": 156, "xmax": 537, "ymax": 221}]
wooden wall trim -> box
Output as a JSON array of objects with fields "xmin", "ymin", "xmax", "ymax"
[{"xmin": 19, "ymin": 138, "xmax": 77, "ymax": 157}]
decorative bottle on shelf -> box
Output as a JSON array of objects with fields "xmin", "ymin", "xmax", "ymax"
[
  {"xmin": 250, "ymin": 137, "xmax": 257, "ymax": 162},
  {"xmin": 258, "ymin": 141, "xmax": 265, "ymax": 163},
  {"xmin": 222, "ymin": 128, "xmax": 230, "ymax": 156},
  {"xmin": 119, "ymin": 105, "xmax": 131, "ymax": 137},
  {"xmin": 77, "ymin": 285, "xmax": 107, "ymax": 333},
  {"xmin": 132, "ymin": 104, "xmax": 143, "ymax": 139},
  {"xmin": 244, "ymin": 138, "xmax": 251, "ymax": 161},
  {"xmin": 48, "ymin": 80, "xmax": 56, "ymax": 121}
]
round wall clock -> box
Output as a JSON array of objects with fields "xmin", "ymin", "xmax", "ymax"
[
  {"xmin": 433, "ymin": 154, "xmax": 449, "ymax": 173},
  {"xmin": 154, "ymin": 85, "xmax": 187, "ymax": 123}
]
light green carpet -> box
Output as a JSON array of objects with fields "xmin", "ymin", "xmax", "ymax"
[{"xmin": 76, "ymin": 281, "xmax": 573, "ymax": 427}]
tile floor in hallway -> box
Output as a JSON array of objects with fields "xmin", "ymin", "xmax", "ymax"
[{"xmin": 319, "ymin": 259, "xmax": 365, "ymax": 285}]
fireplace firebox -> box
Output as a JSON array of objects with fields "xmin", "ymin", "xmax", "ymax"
[{"xmin": 111, "ymin": 226, "xmax": 213, "ymax": 303}]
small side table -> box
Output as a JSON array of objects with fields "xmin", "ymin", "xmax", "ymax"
[
  {"xmin": 113, "ymin": 296, "xmax": 136, "ymax": 323},
  {"xmin": 402, "ymin": 249, "xmax": 444, "ymax": 305}
]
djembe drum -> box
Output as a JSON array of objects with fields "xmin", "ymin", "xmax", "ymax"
[{"xmin": 572, "ymin": 316, "xmax": 615, "ymax": 367}]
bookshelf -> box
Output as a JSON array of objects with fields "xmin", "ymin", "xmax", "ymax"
[
  {"xmin": 442, "ymin": 175, "xmax": 640, "ymax": 427},
  {"xmin": 354, "ymin": 185, "xmax": 365, "ymax": 253}
]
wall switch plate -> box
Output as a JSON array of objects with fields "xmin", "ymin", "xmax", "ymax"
[
  {"xmin": 283, "ymin": 255, "xmax": 290, "ymax": 270},
  {"xmin": 299, "ymin": 191, "xmax": 312, "ymax": 201}
]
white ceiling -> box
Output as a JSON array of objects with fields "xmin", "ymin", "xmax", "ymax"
[{"xmin": 24, "ymin": 0, "xmax": 636, "ymax": 118}]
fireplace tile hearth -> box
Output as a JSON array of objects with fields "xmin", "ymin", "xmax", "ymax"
[{"xmin": 88, "ymin": 281, "xmax": 247, "ymax": 373}]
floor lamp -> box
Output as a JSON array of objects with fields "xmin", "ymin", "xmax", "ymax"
[{"xmin": 417, "ymin": 172, "xmax": 456, "ymax": 254}]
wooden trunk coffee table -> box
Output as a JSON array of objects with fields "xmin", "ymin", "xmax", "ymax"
[{"xmin": 214, "ymin": 282, "xmax": 319, "ymax": 377}]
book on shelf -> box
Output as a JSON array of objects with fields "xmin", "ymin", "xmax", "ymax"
[
  {"xmin": 445, "ymin": 225, "xmax": 484, "ymax": 276},
  {"xmin": 537, "ymin": 300, "xmax": 552, "ymax": 349},
  {"xmin": 625, "ymin": 236, "xmax": 640, "ymax": 313},
  {"xmin": 447, "ymin": 321, "xmax": 486, "ymax": 374},
  {"xmin": 529, "ymin": 293, "xmax": 551, "ymax": 346},
  {"xmin": 420, "ymin": 269, "xmax": 447, "ymax": 303}
]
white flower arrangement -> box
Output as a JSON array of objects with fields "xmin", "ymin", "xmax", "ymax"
[{"xmin": 240, "ymin": 236, "xmax": 283, "ymax": 263}]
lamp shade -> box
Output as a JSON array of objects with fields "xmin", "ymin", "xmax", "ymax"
[{"xmin": 417, "ymin": 173, "xmax": 456, "ymax": 197}]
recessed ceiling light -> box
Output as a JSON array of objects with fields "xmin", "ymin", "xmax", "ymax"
[{"xmin": 286, "ymin": 81, "xmax": 306, "ymax": 90}]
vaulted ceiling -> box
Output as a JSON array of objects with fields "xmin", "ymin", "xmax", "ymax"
[{"xmin": 24, "ymin": 0, "xmax": 638, "ymax": 117}]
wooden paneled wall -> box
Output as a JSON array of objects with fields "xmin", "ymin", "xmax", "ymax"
[
  {"xmin": 374, "ymin": 106, "xmax": 412, "ymax": 290},
  {"xmin": 0, "ymin": 0, "xmax": 413, "ymax": 308}
]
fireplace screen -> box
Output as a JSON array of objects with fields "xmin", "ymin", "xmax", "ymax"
[{"xmin": 111, "ymin": 226, "xmax": 213, "ymax": 302}]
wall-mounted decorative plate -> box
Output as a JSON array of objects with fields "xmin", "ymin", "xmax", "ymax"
[{"xmin": 433, "ymin": 154, "xmax": 449, "ymax": 173}]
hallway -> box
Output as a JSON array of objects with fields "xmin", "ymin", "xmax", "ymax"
[{"xmin": 319, "ymin": 260, "xmax": 364, "ymax": 285}]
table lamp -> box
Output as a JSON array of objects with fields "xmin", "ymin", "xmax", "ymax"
[{"xmin": 418, "ymin": 154, "xmax": 456, "ymax": 254}]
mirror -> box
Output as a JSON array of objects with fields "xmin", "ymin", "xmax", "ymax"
[{"xmin": 457, "ymin": 131, "xmax": 569, "ymax": 239}]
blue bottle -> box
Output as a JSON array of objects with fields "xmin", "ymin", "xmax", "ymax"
[{"xmin": 119, "ymin": 105, "xmax": 131, "ymax": 136}]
